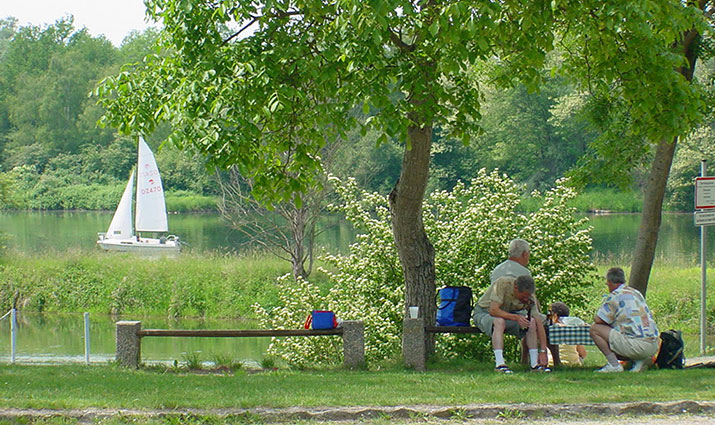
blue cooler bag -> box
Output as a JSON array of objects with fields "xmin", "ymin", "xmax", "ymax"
[
  {"xmin": 304, "ymin": 310, "xmax": 338, "ymax": 329},
  {"xmin": 436, "ymin": 286, "xmax": 473, "ymax": 326}
]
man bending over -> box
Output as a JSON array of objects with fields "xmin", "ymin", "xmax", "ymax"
[{"xmin": 473, "ymin": 275, "xmax": 550, "ymax": 373}]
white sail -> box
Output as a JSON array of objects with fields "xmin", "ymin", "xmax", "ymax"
[
  {"xmin": 105, "ymin": 170, "xmax": 134, "ymax": 239},
  {"xmin": 135, "ymin": 137, "xmax": 169, "ymax": 232}
]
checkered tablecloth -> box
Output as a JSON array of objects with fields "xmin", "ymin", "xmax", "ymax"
[{"xmin": 547, "ymin": 324, "xmax": 595, "ymax": 345}]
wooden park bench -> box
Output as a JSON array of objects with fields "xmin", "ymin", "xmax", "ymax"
[
  {"xmin": 403, "ymin": 318, "xmax": 597, "ymax": 371},
  {"xmin": 116, "ymin": 320, "xmax": 365, "ymax": 369}
]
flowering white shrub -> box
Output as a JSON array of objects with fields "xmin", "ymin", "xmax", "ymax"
[{"xmin": 254, "ymin": 169, "xmax": 596, "ymax": 366}]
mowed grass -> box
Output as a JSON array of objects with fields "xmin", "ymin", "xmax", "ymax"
[{"xmin": 0, "ymin": 363, "xmax": 712, "ymax": 410}]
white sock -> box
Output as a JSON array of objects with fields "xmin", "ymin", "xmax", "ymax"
[
  {"xmin": 606, "ymin": 353, "xmax": 619, "ymax": 366},
  {"xmin": 529, "ymin": 349, "xmax": 539, "ymax": 368},
  {"xmin": 494, "ymin": 349, "xmax": 505, "ymax": 367}
]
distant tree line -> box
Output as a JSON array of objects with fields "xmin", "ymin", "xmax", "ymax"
[{"xmin": 0, "ymin": 16, "xmax": 712, "ymax": 211}]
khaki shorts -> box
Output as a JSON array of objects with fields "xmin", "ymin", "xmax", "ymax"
[
  {"xmin": 473, "ymin": 306, "xmax": 527, "ymax": 338},
  {"xmin": 609, "ymin": 329, "xmax": 659, "ymax": 360}
]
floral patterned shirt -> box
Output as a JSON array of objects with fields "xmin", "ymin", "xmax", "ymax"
[{"xmin": 597, "ymin": 284, "xmax": 659, "ymax": 338}]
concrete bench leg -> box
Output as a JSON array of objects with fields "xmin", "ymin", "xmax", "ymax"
[
  {"xmin": 403, "ymin": 318, "xmax": 426, "ymax": 371},
  {"xmin": 341, "ymin": 320, "xmax": 365, "ymax": 369},
  {"xmin": 116, "ymin": 321, "xmax": 142, "ymax": 368}
]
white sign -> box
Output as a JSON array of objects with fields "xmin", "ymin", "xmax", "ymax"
[
  {"xmin": 695, "ymin": 177, "xmax": 715, "ymax": 209},
  {"xmin": 694, "ymin": 210, "xmax": 715, "ymax": 226}
]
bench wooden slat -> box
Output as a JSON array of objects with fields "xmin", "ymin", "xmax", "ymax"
[
  {"xmin": 137, "ymin": 329, "xmax": 343, "ymax": 337},
  {"xmin": 425, "ymin": 326, "xmax": 482, "ymax": 334}
]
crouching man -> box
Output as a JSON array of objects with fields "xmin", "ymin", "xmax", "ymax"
[
  {"xmin": 590, "ymin": 267, "xmax": 660, "ymax": 373},
  {"xmin": 473, "ymin": 275, "xmax": 550, "ymax": 373}
]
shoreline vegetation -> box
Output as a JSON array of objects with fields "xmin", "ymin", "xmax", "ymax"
[
  {"xmin": 0, "ymin": 251, "xmax": 711, "ymax": 356},
  {"xmin": 3, "ymin": 187, "xmax": 649, "ymax": 214}
]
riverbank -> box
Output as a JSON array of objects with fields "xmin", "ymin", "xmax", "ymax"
[{"xmin": 0, "ymin": 251, "xmax": 712, "ymax": 338}]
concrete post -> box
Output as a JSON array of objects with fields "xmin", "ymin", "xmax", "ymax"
[
  {"xmin": 116, "ymin": 321, "xmax": 142, "ymax": 368},
  {"xmin": 341, "ymin": 320, "xmax": 365, "ymax": 369},
  {"xmin": 402, "ymin": 318, "xmax": 426, "ymax": 371}
]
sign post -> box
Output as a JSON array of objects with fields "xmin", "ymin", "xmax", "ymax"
[{"xmin": 695, "ymin": 162, "xmax": 710, "ymax": 356}]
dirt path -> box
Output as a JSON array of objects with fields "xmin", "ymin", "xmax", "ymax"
[{"xmin": 1, "ymin": 401, "xmax": 713, "ymax": 424}]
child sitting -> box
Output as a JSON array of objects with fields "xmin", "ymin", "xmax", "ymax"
[{"xmin": 548, "ymin": 302, "xmax": 587, "ymax": 366}]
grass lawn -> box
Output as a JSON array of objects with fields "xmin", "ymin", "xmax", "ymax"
[{"xmin": 1, "ymin": 362, "xmax": 713, "ymax": 410}]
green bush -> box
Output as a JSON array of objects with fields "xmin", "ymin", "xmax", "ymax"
[{"xmin": 256, "ymin": 170, "xmax": 597, "ymax": 367}]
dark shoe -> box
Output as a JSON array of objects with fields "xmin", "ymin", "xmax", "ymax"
[
  {"xmin": 531, "ymin": 365, "xmax": 552, "ymax": 373},
  {"xmin": 495, "ymin": 364, "xmax": 513, "ymax": 374}
]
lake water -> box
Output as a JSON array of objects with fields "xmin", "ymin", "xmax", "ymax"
[
  {"xmin": 0, "ymin": 210, "xmax": 712, "ymax": 262},
  {"xmin": 0, "ymin": 211, "xmax": 710, "ymax": 364},
  {"xmin": 0, "ymin": 312, "xmax": 269, "ymax": 367},
  {"xmin": 0, "ymin": 210, "xmax": 354, "ymax": 255}
]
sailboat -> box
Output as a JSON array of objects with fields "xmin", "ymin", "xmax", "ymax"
[{"xmin": 97, "ymin": 137, "xmax": 181, "ymax": 252}]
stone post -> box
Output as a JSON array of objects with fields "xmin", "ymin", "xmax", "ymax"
[
  {"xmin": 116, "ymin": 321, "xmax": 142, "ymax": 368},
  {"xmin": 402, "ymin": 317, "xmax": 426, "ymax": 371},
  {"xmin": 341, "ymin": 320, "xmax": 365, "ymax": 369}
]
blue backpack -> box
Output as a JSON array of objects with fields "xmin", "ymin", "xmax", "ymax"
[{"xmin": 436, "ymin": 286, "xmax": 473, "ymax": 326}]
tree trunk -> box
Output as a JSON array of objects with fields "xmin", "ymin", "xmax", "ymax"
[
  {"xmin": 628, "ymin": 23, "xmax": 701, "ymax": 295},
  {"xmin": 629, "ymin": 136, "xmax": 678, "ymax": 296},
  {"xmin": 389, "ymin": 123, "xmax": 436, "ymax": 356}
]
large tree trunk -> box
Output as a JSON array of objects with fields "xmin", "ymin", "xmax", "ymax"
[
  {"xmin": 389, "ymin": 123, "xmax": 436, "ymax": 356},
  {"xmin": 628, "ymin": 23, "xmax": 701, "ymax": 295},
  {"xmin": 629, "ymin": 136, "xmax": 678, "ymax": 295}
]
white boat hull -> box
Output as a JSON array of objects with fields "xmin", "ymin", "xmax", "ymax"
[
  {"xmin": 98, "ymin": 137, "xmax": 181, "ymax": 254},
  {"xmin": 97, "ymin": 235, "xmax": 181, "ymax": 253}
]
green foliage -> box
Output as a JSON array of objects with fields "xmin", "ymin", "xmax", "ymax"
[
  {"xmin": 470, "ymin": 76, "xmax": 595, "ymax": 191},
  {"xmin": 256, "ymin": 170, "xmax": 596, "ymax": 366},
  {"xmin": 210, "ymin": 353, "xmax": 243, "ymax": 371},
  {"xmin": 0, "ymin": 18, "xmax": 117, "ymax": 164},
  {"xmin": 259, "ymin": 356, "xmax": 276, "ymax": 370},
  {"xmin": 0, "ymin": 251, "xmax": 294, "ymax": 318},
  {"xmin": 667, "ymin": 124, "xmax": 715, "ymax": 211},
  {"xmin": 181, "ymin": 351, "xmax": 204, "ymax": 370},
  {"xmin": 566, "ymin": 188, "xmax": 644, "ymax": 213},
  {"xmin": 0, "ymin": 20, "xmax": 214, "ymax": 211},
  {"xmin": 561, "ymin": 1, "xmax": 710, "ymax": 188},
  {"xmin": 520, "ymin": 187, "xmax": 644, "ymax": 213},
  {"xmin": 95, "ymin": 0, "xmax": 573, "ymax": 204},
  {"xmin": 165, "ymin": 192, "xmax": 217, "ymax": 213}
]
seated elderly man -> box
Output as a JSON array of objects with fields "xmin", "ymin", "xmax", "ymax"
[
  {"xmin": 473, "ymin": 275, "xmax": 550, "ymax": 373},
  {"xmin": 590, "ymin": 267, "xmax": 660, "ymax": 373}
]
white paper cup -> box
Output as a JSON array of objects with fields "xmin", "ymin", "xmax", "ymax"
[{"xmin": 409, "ymin": 306, "xmax": 419, "ymax": 319}]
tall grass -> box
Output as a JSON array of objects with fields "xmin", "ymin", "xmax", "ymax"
[
  {"xmin": 0, "ymin": 250, "xmax": 711, "ymax": 355},
  {"xmin": 520, "ymin": 187, "xmax": 644, "ymax": 213},
  {"xmin": 0, "ymin": 250, "xmax": 332, "ymax": 319},
  {"xmin": 165, "ymin": 191, "xmax": 218, "ymax": 212},
  {"xmin": 569, "ymin": 188, "xmax": 644, "ymax": 212}
]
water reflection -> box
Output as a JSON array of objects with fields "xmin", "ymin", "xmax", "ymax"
[
  {"xmin": 0, "ymin": 312, "xmax": 269, "ymax": 365},
  {"xmin": 0, "ymin": 211, "xmax": 356, "ymax": 255},
  {"xmin": 1, "ymin": 211, "xmax": 713, "ymax": 261}
]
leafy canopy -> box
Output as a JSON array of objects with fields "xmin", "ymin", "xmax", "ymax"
[{"xmin": 96, "ymin": 0, "xmax": 567, "ymax": 204}]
